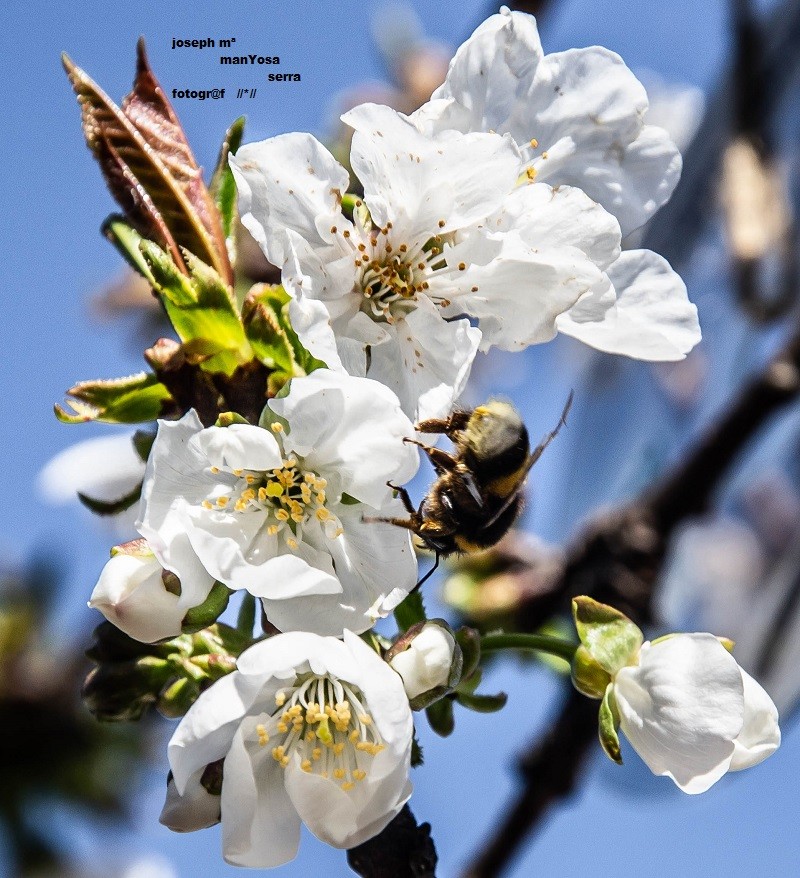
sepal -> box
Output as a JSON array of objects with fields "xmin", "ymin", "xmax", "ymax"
[
  {"xmin": 181, "ymin": 581, "xmax": 232, "ymax": 632},
  {"xmin": 598, "ymin": 683, "xmax": 623, "ymax": 764},
  {"xmin": 572, "ymin": 596, "xmax": 643, "ymax": 675},
  {"xmin": 425, "ymin": 696, "xmax": 455, "ymax": 737},
  {"xmin": 571, "ymin": 643, "xmax": 612, "ymax": 699}
]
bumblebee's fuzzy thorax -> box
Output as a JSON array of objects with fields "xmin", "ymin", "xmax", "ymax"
[
  {"xmin": 371, "ymin": 395, "xmax": 571, "ymax": 583},
  {"xmin": 462, "ymin": 401, "xmax": 530, "ymax": 490}
]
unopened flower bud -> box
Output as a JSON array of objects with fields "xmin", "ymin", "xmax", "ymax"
[
  {"xmin": 82, "ymin": 655, "xmax": 170, "ymax": 722},
  {"xmin": 89, "ymin": 544, "xmax": 183, "ymax": 643},
  {"xmin": 387, "ymin": 620, "xmax": 462, "ymax": 708}
]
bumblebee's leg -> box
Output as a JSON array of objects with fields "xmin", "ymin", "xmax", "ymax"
[
  {"xmin": 387, "ymin": 481, "xmax": 416, "ymax": 515},
  {"xmin": 403, "ymin": 438, "xmax": 458, "ymax": 475},
  {"xmin": 416, "ymin": 410, "xmax": 471, "ymax": 437},
  {"xmin": 362, "ymin": 512, "xmax": 421, "ymax": 532}
]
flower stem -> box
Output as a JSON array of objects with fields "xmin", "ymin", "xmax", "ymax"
[{"xmin": 479, "ymin": 632, "xmax": 577, "ymax": 662}]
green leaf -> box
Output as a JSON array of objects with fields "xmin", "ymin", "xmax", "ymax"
[
  {"xmin": 455, "ymin": 690, "xmax": 508, "ymax": 713},
  {"xmin": 55, "ymin": 372, "xmax": 172, "ymax": 424},
  {"xmin": 78, "ymin": 483, "xmax": 141, "ymax": 516},
  {"xmin": 425, "ymin": 697, "xmax": 455, "ymax": 737},
  {"xmin": 141, "ymin": 243, "xmax": 253, "ymax": 375},
  {"xmin": 210, "ymin": 116, "xmax": 245, "ymax": 240},
  {"xmin": 242, "ymin": 286, "xmax": 298, "ymax": 373},
  {"xmin": 181, "ymin": 582, "xmax": 232, "ymax": 633},
  {"xmin": 572, "ymin": 596, "xmax": 643, "ymax": 676},
  {"xmin": 394, "ymin": 590, "xmax": 426, "ymax": 633},
  {"xmin": 598, "ymin": 684, "xmax": 622, "ymax": 764},
  {"xmin": 102, "ymin": 216, "xmax": 156, "ymax": 282}
]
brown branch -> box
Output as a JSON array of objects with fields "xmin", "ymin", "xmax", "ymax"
[{"xmin": 462, "ymin": 324, "xmax": 800, "ymax": 877}]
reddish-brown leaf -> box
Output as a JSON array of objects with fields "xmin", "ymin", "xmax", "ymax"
[{"xmin": 63, "ymin": 39, "xmax": 233, "ymax": 285}]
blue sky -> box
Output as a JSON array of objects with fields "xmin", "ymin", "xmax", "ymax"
[{"xmin": 2, "ymin": 0, "xmax": 798, "ymax": 876}]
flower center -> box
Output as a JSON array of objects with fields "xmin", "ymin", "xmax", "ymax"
[
  {"xmin": 201, "ymin": 424, "xmax": 343, "ymax": 551},
  {"xmin": 331, "ymin": 211, "xmax": 457, "ymax": 323},
  {"xmin": 255, "ymin": 673, "xmax": 385, "ymax": 791}
]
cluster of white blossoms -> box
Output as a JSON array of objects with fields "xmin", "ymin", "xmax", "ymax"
[
  {"xmin": 231, "ymin": 9, "xmax": 700, "ymax": 421},
  {"xmin": 83, "ymin": 9, "xmax": 779, "ymax": 869}
]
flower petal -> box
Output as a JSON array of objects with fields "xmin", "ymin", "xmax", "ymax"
[
  {"xmin": 729, "ymin": 669, "xmax": 781, "ymax": 771},
  {"xmin": 160, "ymin": 769, "xmax": 221, "ymax": 833},
  {"xmin": 282, "ymin": 632, "xmax": 413, "ymax": 848},
  {"xmin": 235, "ymin": 630, "xmax": 358, "ymax": 681},
  {"xmin": 434, "ymin": 227, "xmax": 605, "ymax": 351},
  {"xmin": 343, "ymin": 102, "xmax": 520, "ymax": 245},
  {"xmin": 556, "ymin": 250, "xmax": 700, "ymax": 360},
  {"xmin": 426, "ymin": 9, "xmax": 544, "ymax": 135},
  {"xmin": 89, "ymin": 553, "xmax": 183, "ymax": 643},
  {"xmin": 136, "ymin": 411, "xmax": 217, "ymax": 606},
  {"xmin": 184, "ymin": 509, "xmax": 343, "ymax": 599},
  {"xmin": 427, "ymin": 9, "xmax": 681, "ymax": 234},
  {"xmin": 364, "ymin": 301, "xmax": 481, "ymax": 422},
  {"xmin": 262, "ymin": 505, "xmax": 417, "ymax": 636},
  {"xmin": 196, "ymin": 424, "xmax": 282, "ymax": 472},
  {"xmin": 168, "ymin": 672, "xmax": 263, "ymax": 794},
  {"xmin": 269, "ymin": 370, "xmax": 418, "ymax": 509},
  {"xmin": 231, "ymin": 133, "xmax": 350, "ymax": 266},
  {"xmin": 614, "ymin": 634, "xmax": 744, "ymax": 794},
  {"xmin": 221, "ymin": 722, "xmax": 301, "ymax": 868}
]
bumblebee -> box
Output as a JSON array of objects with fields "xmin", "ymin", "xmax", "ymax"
[{"xmin": 379, "ymin": 394, "xmax": 572, "ymax": 585}]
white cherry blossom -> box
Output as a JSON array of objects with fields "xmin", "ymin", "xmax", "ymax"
[
  {"xmin": 412, "ymin": 7, "xmax": 700, "ymax": 363},
  {"xmin": 231, "ymin": 103, "xmax": 625, "ymax": 419},
  {"xmin": 611, "ymin": 633, "xmax": 780, "ymax": 793},
  {"xmin": 137, "ymin": 369, "xmax": 419, "ymax": 636},
  {"xmin": 165, "ymin": 631, "xmax": 413, "ymax": 867}
]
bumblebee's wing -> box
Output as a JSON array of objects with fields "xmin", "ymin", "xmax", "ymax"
[
  {"xmin": 483, "ymin": 391, "xmax": 574, "ymax": 528},
  {"xmin": 462, "ymin": 470, "xmax": 485, "ymax": 507}
]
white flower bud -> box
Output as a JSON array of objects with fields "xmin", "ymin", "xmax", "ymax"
[
  {"xmin": 389, "ymin": 622, "xmax": 456, "ymax": 701},
  {"xmin": 89, "ymin": 549, "xmax": 183, "ymax": 643}
]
